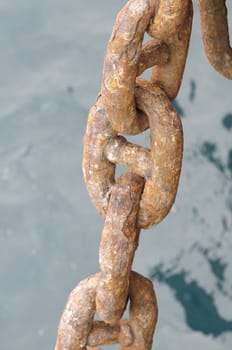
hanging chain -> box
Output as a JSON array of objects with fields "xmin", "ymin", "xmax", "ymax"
[{"xmin": 55, "ymin": 1, "xmax": 231, "ymax": 349}]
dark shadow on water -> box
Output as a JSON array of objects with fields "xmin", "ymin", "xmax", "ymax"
[
  {"xmin": 189, "ymin": 80, "xmax": 196, "ymax": 102},
  {"xmin": 199, "ymin": 136, "xmax": 232, "ymax": 179},
  {"xmin": 208, "ymin": 258, "xmax": 227, "ymax": 284},
  {"xmin": 222, "ymin": 113, "xmax": 232, "ymax": 131},
  {"xmin": 150, "ymin": 265, "xmax": 232, "ymax": 337},
  {"xmin": 200, "ymin": 141, "xmax": 225, "ymax": 174},
  {"xmin": 228, "ymin": 149, "xmax": 232, "ymax": 173},
  {"xmin": 194, "ymin": 244, "xmax": 227, "ymax": 284}
]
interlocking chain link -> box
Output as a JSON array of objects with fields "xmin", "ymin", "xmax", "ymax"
[
  {"xmin": 55, "ymin": 1, "xmax": 231, "ymax": 349},
  {"xmin": 199, "ymin": 0, "xmax": 232, "ymax": 79}
]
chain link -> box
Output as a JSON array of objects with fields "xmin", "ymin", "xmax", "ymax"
[
  {"xmin": 55, "ymin": 0, "xmax": 231, "ymax": 349},
  {"xmin": 198, "ymin": 0, "xmax": 232, "ymax": 79}
]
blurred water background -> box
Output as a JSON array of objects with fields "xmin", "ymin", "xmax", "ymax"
[{"xmin": 0, "ymin": 1, "xmax": 232, "ymax": 349}]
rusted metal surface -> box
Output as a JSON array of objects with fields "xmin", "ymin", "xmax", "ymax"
[
  {"xmin": 55, "ymin": 271, "xmax": 157, "ymax": 350},
  {"xmin": 149, "ymin": 0, "xmax": 193, "ymax": 99},
  {"xmin": 83, "ymin": 82, "xmax": 183, "ymax": 229},
  {"xmin": 198, "ymin": 0, "xmax": 232, "ymax": 79},
  {"xmin": 101, "ymin": 0, "xmax": 168, "ymax": 135},
  {"xmin": 55, "ymin": 0, "xmax": 231, "ymax": 349},
  {"xmin": 97, "ymin": 173, "xmax": 144, "ymax": 322},
  {"xmin": 135, "ymin": 80, "xmax": 183, "ymax": 228}
]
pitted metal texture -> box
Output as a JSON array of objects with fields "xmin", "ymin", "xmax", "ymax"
[{"xmin": 55, "ymin": 1, "xmax": 231, "ymax": 349}]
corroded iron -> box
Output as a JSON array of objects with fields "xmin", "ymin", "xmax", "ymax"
[
  {"xmin": 55, "ymin": 0, "xmax": 231, "ymax": 349},
  {"xmin": 198, "ymin": 0, "xmax": 232, "ymax": 79},
  {"xmin": 55, "ymin": 272, "xmax": 157, "ymax": 350},
  {"xmin": 149, "ymin": 0, "xmax": 193, "ymax": 99}
]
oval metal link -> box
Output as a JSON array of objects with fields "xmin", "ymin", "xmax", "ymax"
[
  {"xmin": 149, "ymin": 0, "xmax": 193, "ymax": 100},
  {"xmin": 104, "ymin": 136, "xmax": 152, "ymax": 179},
  {"xmin": 55, "ymin": 274, "xmax": 100, "ymax": 350},
  {"xmin": 96, "ymin": 172, "xmax": 144, "ymax": 322},
  {"xmin": 82, "ymin": 101, "xmax": 116, "ymax": 218},
  {"xmin": 83, "ymin": 82, "xmax": 183, "ymax": 229},
  {"xmin": 198, "ymin": 0, "xmax": 232, "ymax": 79},
  {"xmin": 83, "ymin": 0, "xmax": 185, "ymax": 228},
  {"xmin": 135, "ymin": 79, "xmax": 183, "ymax": 228},
  {"xmin": 55, "ymin": 272, "xmax": 157, "ymax": 350},
  {"xmin": 148, "ymin": 0, "xmax": 191, "ymax": 38},
  {"xmin": 101, "ymin": 0, "xmax": 165, "ymax": 135}
]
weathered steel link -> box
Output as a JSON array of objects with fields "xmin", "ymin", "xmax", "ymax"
[
  {"xmin": 149, "ymin": 0, "xmax": 193, "ymax": 99},
  {"xmin": 198, "ymin": 0, "xmax": 232, "ymax": 79},
  {"xmin": 137, "ymin": 39, "xmax": 170, "ymax": 76},
  {"xmin": 54, "ymin": 0, "xmax": 231, "ymax": 348},
  {"xmin": 104, "ymin": 136, "xmax": 152, "ymax": 178},
  {"xmin": 82, "ymin": 101, "xmax": 116, "ymax": 218},
  {"xmin": 83, "ymin": 85, "xmax": 183, "ymax": 229},
  {"xmin": 87, "ymin": 320, "xmax": 133, "ymax": 348},
  {"xmin": 96, "ymin": 173, "xmax": 144, "ymax": 322},
  {"xmin": 148, "ymin": 0, "xmax": 191, "ymax": 37},
  {"xmin": 135, "ymin": 79, "xmax": 183, "ymax": 228},
  {"xmin": 101, "ymin": 0, "xmax": 158, "ymax": 135},
  {"xmin": 83, "ymin": 0, "xmax": 184, "ymax": 228},
  {"xmin": 55, "ymin": 271, "xmax": 157, "ymax": 350}
]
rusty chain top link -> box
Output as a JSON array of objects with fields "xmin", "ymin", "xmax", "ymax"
[{"xmin": 55, "ymin": 1, "xmax": 231, "ymax": 349}]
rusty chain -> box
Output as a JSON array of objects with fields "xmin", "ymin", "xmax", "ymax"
[{"xmin": 55, "ymin": 1, "xmax": 231, "ymax": 349}]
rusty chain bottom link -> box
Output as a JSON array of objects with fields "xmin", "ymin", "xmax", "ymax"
[
  {"xmin": 55, "ymin": 272, "xmax": 157, "ymax": 350},
  {"xmin": 55, "ymin": 173, "xmax": 158, "ymax": 350}
]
